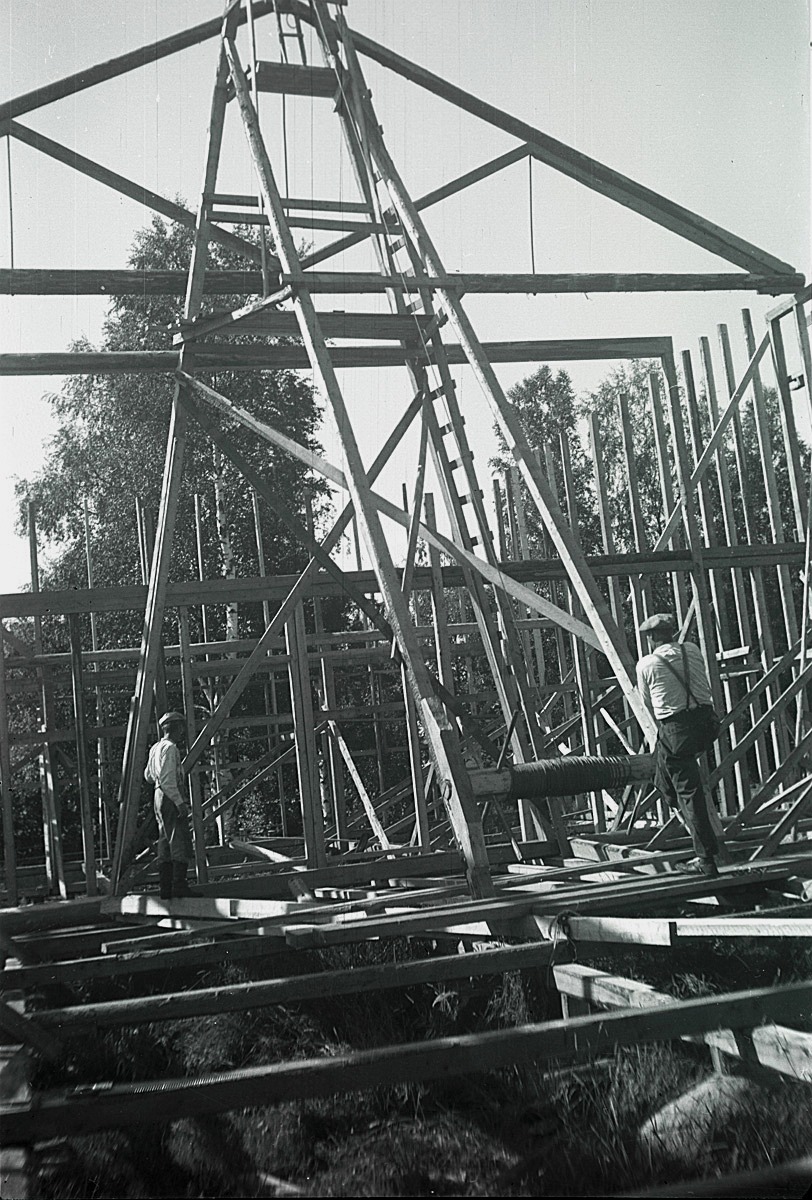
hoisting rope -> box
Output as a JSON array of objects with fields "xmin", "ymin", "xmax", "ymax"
[
  {"xmin": 528, "ymin": 155, "xmax": 536, "ymax": 281},
  {"xmin": 6, "ymin": 136, "xmax": 14, "ymax": 273}
]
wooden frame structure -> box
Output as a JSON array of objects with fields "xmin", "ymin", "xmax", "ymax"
[
  {"xmin": 0, "ymin": 0, "xmax": 810, "ymax": 906},
  {"xmin": 2, "ymin": 8, "xmax": 812, "ymax": 1192}
]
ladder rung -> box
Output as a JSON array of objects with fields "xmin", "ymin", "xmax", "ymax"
[{"xmin": 448, "ymin": 452, "xmax": 475, "ymax": 470}]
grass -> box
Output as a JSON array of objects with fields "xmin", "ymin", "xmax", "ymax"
[{"xmin": 30, "ymin": 938, "xmax": 812, "ymax": 1198}]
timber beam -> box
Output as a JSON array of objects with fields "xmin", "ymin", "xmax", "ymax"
[
  {"xmin": 0, "ymin": 337, "xmax": 672, "ymax": 376},
  {"xmin": 4, "ymin": 270, "xmax": 802, "ymax": 298}
]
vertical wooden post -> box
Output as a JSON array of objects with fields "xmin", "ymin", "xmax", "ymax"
[
  {"xmin": 137, "ymin": 501, "xmax": 169, "ymax": 720},
  {"xmin": 587, "ymin": 412, "xmax": 625, "ymax": 630},
  {"xmin": 698, "ymin": 340, "xmax": 754, "ymax": 654},
  {"xmin": 617, "ymin": 391, "xmax": 652, "ymax": 633},
  {"xmin": 285, "ymin": 603, "xmax": 326, "ymax": 868},
  {"xmin": 682, "ymin": 349, "xmax": 742, "ymax": 815},
  {"xmin": 661, "ymin": 348, "xmax": 727, "ymax": 844},
  {"xmin": 793, "ymin": 297, "xmax": 812, "ymax": 432},
  {"xmin": 253, "ymin": 487, "xmax": 296, "ymax": 839},
  {"xmin": 559, "ymin": 430, "xmax": 604, "ymax": 832},
  {"xmin": 27, "ymin": 501, "xmax": 66, "ymax": 899},
  {"xmin": 492, "ymin": 477, "xmax": 510, "ymax": 562},
  {"xmin": 0, "ymin": 620, "xmax": 18, "ymax": 907},
  {"xmin": 305, "ymin": 489, "xmax": 346, "ymax": 842},
  {"xmin": 67, "ymin": 614, "xmax": 98, "ymax": 897},
  {"xmin": 742, "ymin": 308, "xmax": 799, "ymax": 648},
  {"xmin": 112, "ymin": 29, "xmax": 231, "ymax": 891},
  {"xmin": 647, "ymin": 374, "xmax": 690, "ymax": 627},
  {"xmin": 424, "ymin": 493, "xmax": 454, "ymax": 693},
  {"xmin": 718, "ymin": 323, "xmax": 785, "ymax": 770},
  {"xmin": 697, "ymin": 340, "xmax": 757, "ymax": 805},
  {"xmin": 541, "ymin": 449, "xmax": 573, "ymax": 723},
  {"xmin": 177, "ymin": 607, "xmax": 208, "ymax": 884},
  {"xmin": 83, "ymin": 497, "xmax": 111, "ymax": 859},
  {"xmin": 509, "ymin": 465, "xmax": 546, "ymax": 694},
  {"xmin": 401, "ymin": 660, "xmax": 430, "ymax": 850},
  {"xmin": 768, "ymin": 315, "xmax": 807, "ymax": 540}
]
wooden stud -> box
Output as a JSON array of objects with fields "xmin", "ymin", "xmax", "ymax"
[
  {"xmin": 67, "ymin": 614, "xmax": 98, "ymax": 897},
  {"xmin": 286, "ymin": 605, "xmax": 327, "ymax": 869},
  {"xmin": 0, "ymin": 620, "xmax": 18, "ymax": 907}
]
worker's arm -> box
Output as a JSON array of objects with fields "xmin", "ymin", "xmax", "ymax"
[{"xmin": 636, "ymin": 662, "xmax": 657, "ymax": 751}]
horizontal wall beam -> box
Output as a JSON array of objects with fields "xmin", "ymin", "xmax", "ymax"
[
  {"xmin": 0, "ymin": 543, "xmax": 803, "ymax": 619},
  {"xmin": 0, "ymin": 337, "xmax": 671, "ymax": 376},
  {"xmin": 4, "ymin": 269, "xmax": 800, "ymax": 298}
]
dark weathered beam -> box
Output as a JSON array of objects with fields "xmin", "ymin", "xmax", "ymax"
[
  {"xmin": 0, "ymin": 1, "xmax": 297, "ymax": 124},
  {"xmin": 0, "ymin": 337, "xmax": 670, "ymax": 376},
  {"xmin": 0, "ymin": 269, "xmax": 264, "ymax": 296},
  {"xmin": 2, "ymin": 981, "xmax": 810, "ymax": 1141},
  {"xmin": 252, "ymin": 61, "xmax": 337, "ymax": 97},
  {"xmin": 185, "ymin": 310, "xmax": 436, "ymax": 340},
  {"xmin": 282, "ymin": 272, "xmax": 806, "ymax": 296},
  {"xmin": 0, "ymin": 543, "xmax": 804, "ymax": 620},
  {"xmin": 35, "ymin": 942, "xmax": 564, "ymax": 1029}
]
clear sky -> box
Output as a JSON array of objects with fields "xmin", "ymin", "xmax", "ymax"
[{"xmin": 1, "ymin": 0, "xmax": 809, "ymax": 592}]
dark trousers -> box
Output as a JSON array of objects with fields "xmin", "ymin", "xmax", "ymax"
[
  {"xmin": 154, "ymin": 791, "xmax": 193, "ymax": 863},
  {"xmin": 655, "ymin": 709, "xmax": 719, "ymax": 862}
]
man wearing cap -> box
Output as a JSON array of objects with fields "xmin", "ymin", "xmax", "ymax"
[
  {"xmin": 145, "ymin": 711, "xmax": 200, "ymax": 898},
  {"xmin": 637, "ymin": 614, "xmax": 722, "ymax": 876}
]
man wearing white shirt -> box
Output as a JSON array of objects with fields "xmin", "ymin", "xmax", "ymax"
[
  {"xmin": 145, "ymin": 711, "xmax": 200, "ymax": 898},
  {"xmin": 636, "ymin": 613, "xmax": 722, "ymax": 876}
]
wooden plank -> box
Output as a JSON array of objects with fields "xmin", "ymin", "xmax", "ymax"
[
  {"xmin": 327, "ymin": 722, "xmax": 391, "ymax": 849},
  {"xmin": 0, "ymin": 338, "xmax": 672, "ymax": 377},
  {"xmin": 554, "ymin": 964, "xmax": 812, "ymax": 1083},
  {"xmin": 3, "ymin": 980, "xmax": 811, "ymax": 1142},
  {"xmin": 177, "ymin": 608, "xmax": 208, "ymax": 884},
  {"xmin": 742, "ymin": 308, "xmax": 799, "ymax": 646},
  {"xmin": 34, "ymin": 942, "xmax": 565, "ymax": 1029},
  {"xmin": 285, "ymin": 606, "xmax": 327, "ymax": 868},
  {"xmin": 565, "ymin": 917, "xmax": 674, "ymax": 945},
  {"xmin": 0, "ymin": 269, "xmax": 269, "ymax": 296},
  {"xmin": 0, "ymin": 896, "xmax": 105, "ymax": 937},
  {"xmin": 0, "ymin": 622, "xmax": 18, "ymax": 907},
  {"xmin": 0, "ymin": 934, "xmax": 288, "ymax": 991},
  {"xmin": 0, "ymin": 1, "xmax": 284, "ymax": 123},
  {"xmin": 675, "ymin": 917, "xmax": 812, "ymax": 938},
  {"xmin": 0, "ymin": 1001, "xmax": 62, "ymax": 1062},
  {"xmin": 67, "ymin": 614, "xmax": 98, "ymax": 897},
  {"xmin": 253, "ymin": 61, "xmax": 336, "ymax": 97},
  {"xmin": 274, "ymin": 271, "xmax": 807, "ymax": 295}
]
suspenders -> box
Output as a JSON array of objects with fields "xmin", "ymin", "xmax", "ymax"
[{"xmin": 653, "ymin": 644, "xmax": 700, "ymax": 711}]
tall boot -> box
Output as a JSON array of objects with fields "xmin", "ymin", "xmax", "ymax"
[
  {"xmin": 171, "ymin": 860, "xmax": 202, "ymax": 898},
  {"xmin": 158, "ymin": 861, "xmax": 174, "ymax": 900}
]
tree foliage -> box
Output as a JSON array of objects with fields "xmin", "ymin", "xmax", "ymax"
[{"xmin": 16, "ymin": 216, "xmax": 330, "ymax": 647}]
